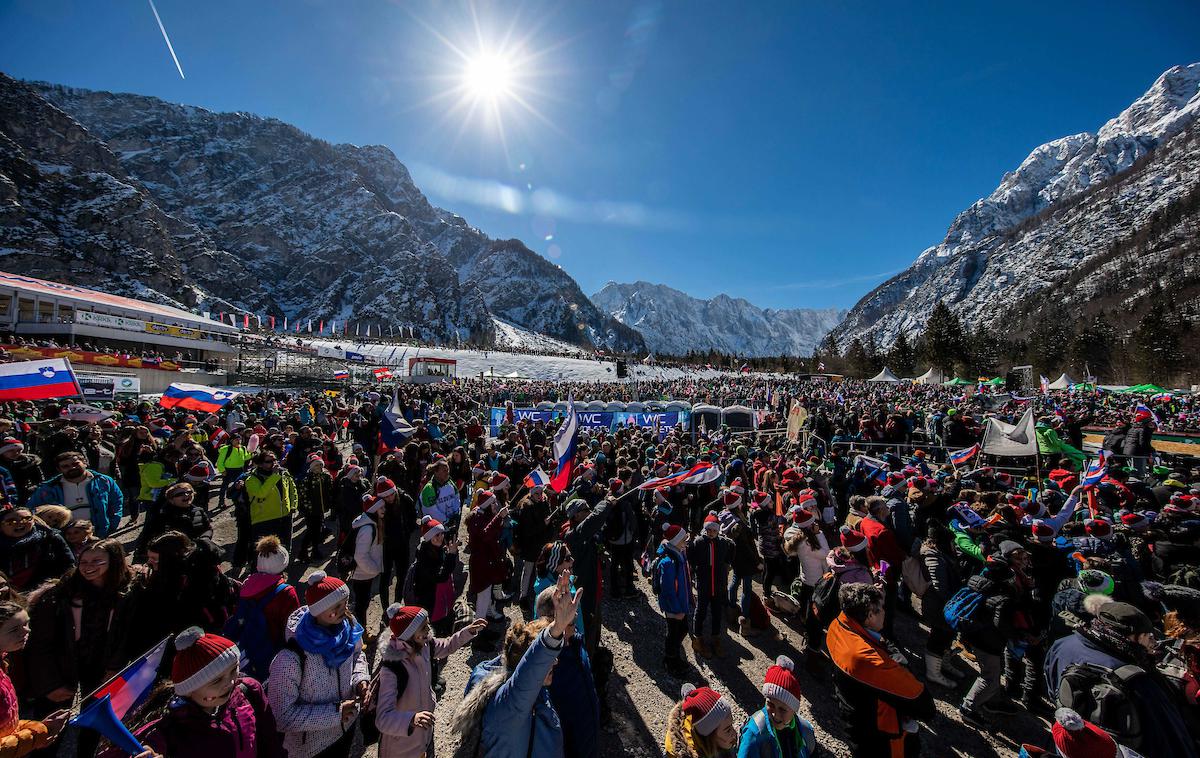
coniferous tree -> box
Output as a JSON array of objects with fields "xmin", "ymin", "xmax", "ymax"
[
  {"xmin": 888, "ymin": 331, "xmax": 917, "ymax": 377},
  {"xmin": 920, "ymin": 302, "xmax": 966, "ymax": 374}
]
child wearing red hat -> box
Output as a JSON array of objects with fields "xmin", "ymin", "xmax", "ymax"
[
  {"xmin": 737, "ymin": 656, "xmax": 818, "ymax": 757},
  {"xmin": 663, "ymin": 683, "xmax": 737, "ymax": 758},
  {"xmin": 375, "ymin": 605, "xmax": 486, "ymax": 757},
  {"xmin": 107, "ymin": 626, "xmax": 285, "ymax": 758}
]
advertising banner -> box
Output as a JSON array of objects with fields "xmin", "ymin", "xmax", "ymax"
[
  {"xmin": 488, "ymin": 407, "xmax": 690, "ymax": 437},
  {"xmin": 77, "ymin": 375, "xmax": 115, "ymax": 401},
  {"xmin": 76, "ymin": 311, "xmax": 145, "ymax": 332}
]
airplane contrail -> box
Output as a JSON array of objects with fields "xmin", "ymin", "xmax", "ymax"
[{"xmin": 147, "ymin": 0, "xmax": 185, "ymax": 80}]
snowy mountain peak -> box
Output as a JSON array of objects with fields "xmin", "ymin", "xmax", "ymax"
[{"xmin": 592, "ymin": 281, "xmax": 845, "ymax": 357}]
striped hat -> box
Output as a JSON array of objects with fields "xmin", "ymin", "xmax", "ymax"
[
  {"xmin": 419, "ymin": 515, "xmax": 444, "ymax": 542},
  {"xmin": 662, "ymin": 523, "xmax": 688, "ymax": 547},
  {"xmin": 840, "ymin": 527, "xmax": 867, "ymax": 553},
  {"xmin": 385, "ymin": 604, "xmax": 429, "ymax": 641},
  {"xmin": 791, "ymin": 507, "xmax": 817, "ymax": 529},
  {"xmin": 305, "ymin": 571, "xmax": 350, "ymax": 616},
  {"xmin": 171, "ymin": 627, "xmax": 240, "ymax": 697},
  {"xmin": 680, "ymin": 684, "xmax": 732, "ymax": 736},
  {"xmin": 703, "ymin": 511, "xmax": 721, "ymax": 532},
  {"xmin": 374, "ymin": 477, "xmax": 397, "ymax": 499},
  {"xmin": 761, "ymin": 655, "xmax": 802, "ymax": 712}
]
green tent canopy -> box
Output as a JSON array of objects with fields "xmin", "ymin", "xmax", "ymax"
[
  {"xmin": 983, "ymin": 377, "xmax": 1005, "ymax": 386},
  {"xmin": 943, "ymin": 378, "xmax": 973, "ymax": 386}
]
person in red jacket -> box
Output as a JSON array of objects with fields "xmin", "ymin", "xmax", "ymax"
[
  {"xmin": 466, "ymin": 489, "xmax": 510, "ymax": 626},
  {"xmin": 858, "ymin": 498, "xmax": 907, "ymax": 638}
]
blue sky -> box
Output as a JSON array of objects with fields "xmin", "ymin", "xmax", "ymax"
[{"xmin": 2, "ymin": 1, "xmax": 1198, "ymax": 310}]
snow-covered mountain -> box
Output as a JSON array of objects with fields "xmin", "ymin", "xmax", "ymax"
[
  {"xmin": 0, "ymin": 73, "xmax": 643, "ymax": 351},
  {"xmin": 833, "ymin": 62, "xmax": 1200, "ymax": 347},
  {"xmin": 592, "ymin": 281, "xmax": 845, "ymax": 357}
]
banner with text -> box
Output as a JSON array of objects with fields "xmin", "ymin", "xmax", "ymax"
[{"xmin": 488, "ymin": 407, "xmax": 690, "ymax": 437}]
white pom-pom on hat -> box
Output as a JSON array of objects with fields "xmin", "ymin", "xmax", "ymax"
[
  {"xmin": 174, "ymin": 626, "xmax": 204, "ymax": 651},
  {"xmin": 386, "ymin": 603, "xmax": 402, "ymax": 620},
  {"xmin": 661, "ymin": 522, "xmax": 671, "ymax": 533},
  {"xmin": 1055, "ymin": 707, "xmax": 1085, "ymax": 731},
  {"xmin": 307, "ymin": 570, "xmax": 328, "ymax": 586},
  {"xmin": 680, "ymin": 683, "xmax": 697, "ymax": 698},
  {"xmin": 775, "ymin": 655, "xmax": 794, "ymax": 671}
]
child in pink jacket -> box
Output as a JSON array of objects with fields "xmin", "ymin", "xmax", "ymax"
[{"xmin": 375, "ymin": 605, "xmax": 486, "ymax": 757}]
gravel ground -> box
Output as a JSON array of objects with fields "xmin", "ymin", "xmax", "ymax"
[{"xmin": 97, "ymin": 493, "xmax": 1050, "ymax": 758}]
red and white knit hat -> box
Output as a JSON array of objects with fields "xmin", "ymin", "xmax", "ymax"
[
  {"xmin": 305, "ymin": 571, "xmax": 350, "ymax": 616},
  {"xmin": 791, "ymin": 508, "xmax": 817, "ymax": 530},
  {"xmin": 1031, "ymin": 520, "xmax": 1056, "ymax": 543},
  {"xmin": 761, "ymin": 655, "xmax": 802, "ymax": 712},
  {"xmin": 840, "ymin": 527, "xmax": 867, "ymax": 553},
  {"xmin": 1051, "ymin": 708, "xmax": 1116, "ymax": 758},
  {"xmin": 374, "ymin": 477, "xmax": 397, "ymax": 499},
  {"xmin": 609, "ymin": 477, "xmax": 625, "ymax": 495},
  {"xmin": 1120, "ymin": 511, "xmax": 1150, "ymax": 531},
  {"xmin": 1085, "ymin": 518, "xmax": 1113, "ymax": 539},
  {"xmin": 385, "ymin": 603, "xmax": 429, "ymax": 641},
  {"xmin": 728, "ymin": 478, "xmax": 745, "ymax": 494},
  {"xmin": 663, "ymin": 523, "xmax": 688, "ymax": 547},
  {"xmin": 419, "ymin": 515, "xmax": 445, "ymax": 542},
  {"xmin": 361, "ymin": 493, "xmax": 385, "ymax": 514},
  {"xmin": 722, "ymin": 489, "xmax": 743, "ymax": 508},
  {"xmin": 184, "ymin": 463, "xmax": 210, "ymax": 483},
  {"xmin": 489, "ymin": 472, "xmax": 510, "ymax": 492},
  {"xmin": 307, "ymin": 453, "xmax": 324, "ymax": 469},
  {"xmin": 171, "ymin": 627, "xmax": 241, "ymax": 696},
  {"xmin": 0, "ymin": 438, "xmax": 24, "ymax": 456},
  {"xmin": 680, "ymin": 684, "xmax": 732, "ymax": 737},
  {"xmin": 703, "ymin": 511, "xmax": 721, "ymax": 532},
  {"xmin": 474, "ymin": 489, "xmax": 497, "ymax": 512}
]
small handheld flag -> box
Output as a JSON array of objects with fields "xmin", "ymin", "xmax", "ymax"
[
  {"xmin": 70, "ymin": 636, "xmax": 169, "ymax": 755},
  {"xmin": 0, "ymin": 358, "xmax": 81, "ymax": 401},
  {"xmin": 949, "ymin": 444, "xmax": 980, "ymax": 467},
  {"xmin": 524, "ymin": 468, "xmax": 551, "ymax": 489},
  {"xmin": 1082, "ymin": 451, "xmax": 1108, "ymax": 487},
  {"xmin": 549, "ymin": 398, "xmax": 579, "ymax": 493}
]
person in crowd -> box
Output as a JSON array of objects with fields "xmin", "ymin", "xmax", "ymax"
[
  {"xmin": 335, "ymin": 464, "xmax": 368, "ymax": 549},
  {"xmin": 297, "ymin": 454, "xmax": 333, "ymax": 562},
  {"xmin": 419, "ymin": 460, "xmax": 461, "ymax": 532},
  {"xmin": 0, "ymin": 505, "xmax": 73, "ymax": 593},
  {"xmin": 132, "ymin": 446, "xmax": 177, "ymax": 526},
  {"xmin": 112, "ymin": 531, "xmax": 195, "ymax": 674},
  {"xmin": 453, "ymin": 572, "xmax": 580, "ymax": 758},
  {"xmin": 135, "ymin": 482, "xmax": 212, "ymax": 558},
  {"xmin": 348, "ymin": 493, "xmax": 385, "ymax": 641},
  {"xmin": 180, "ymin": 537, "xmax": 241, "ymax": 633},
  {"xmin": 664, "ymin": 684, "xmax": 738, "ymax": 758},
  {"xmin": 109, "ymin": 626, "xmax": 286, "ymax": 758},
  {"xmin": 215, "ymin": 433, "xmax": 251, "ymax": 509},
  {"xmin": 410, "ymin": 517, "xmax": 460, "ymax": 639},
  {"xmin": 28, "ymin": 451, "xmax": 123, "ymax": 538},
  {"xmin": 605, "ymin": 478, "xmax": 639, "ymax": 600},
  {"xmin": 826, "ymin": 583, "xmax": 933, "ymax": 758},
  {"xmin": 957, "ymin": 553, "xmax": 1021, "ymax": 726},
  {"xmin": 375, "ymin": 604, "xmax": 485, "ymax": 758},
  {"xmin": 0, "ymin": 439, "xmax": 42, "ymax": 506},
  {"xmin": 782, "ymin": 507, "xmax": 829, "ymax": 672},
  {"xmin": 656, "ymin": 523, "xmax": 693, "ymax": 676},
  {"xmin": 466, "ymin": 489, "xmax": 509, "ymax": 624},
  {"xmin": 689, "ymin": 512, "xmax": 735, "ymax": 659},
  {"xmin": 61, "ymin": 518, "xmax": 96, "ymax": 560},
  {"xmin": 374, "ymin": 476, "xmax": 415, "ymax": 610},
  {"xmin": 238, "ymin": 450, "xmax": 297, "ymax": 551},
  {"xmin": 737, "ymin": 656, "xmax": 818, "ymax": 758},
  {"xmin": 268, "ymin": 571, "xmax": 369, "ymax": 758},
  {"xmin": 917, "ymin": 523, "xmax": 968, "ymax": 687},
  {"xmin": 224, "ymin": 536, "xmax": 299, "ymax": 681},
  {"xmin": 513, "ymin": 484, "xmax": 552, "ymax": 611},
  {"xmin": 0, "ymin": 601, "xmax": 69, "ymax": 756}
]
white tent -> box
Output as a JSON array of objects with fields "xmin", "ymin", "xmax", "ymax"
[
  {"xmin": 912, "ymin": 367, "xmax": 945, "ymax": 385},
  {"xmin": 868, "ymin": 367, "xmax": 901, "ymax": 383},
  {"xmin": 980, "ymin": 407, "xmax": 1037, "ymax": 457},
  {"xmin": 1047, "ymin": 373, "xmax": 1077, "ymax": 390}
]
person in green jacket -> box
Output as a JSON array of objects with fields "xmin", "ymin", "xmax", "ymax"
[
  {"xmin": 134, "ymin": 446, "xmax": 178, "ymax": 524},
  {"xmin": 215, "ymin": 436, "xmax": 252, "ymax": 508},
  {"xmin": 237, "ymin": 450, "xmax": 298, "ymax": 551}
]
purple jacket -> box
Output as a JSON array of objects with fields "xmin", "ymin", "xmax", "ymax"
[{"xmin": 100, "ymin": 677, "xmax": 285, "ymax": 758}]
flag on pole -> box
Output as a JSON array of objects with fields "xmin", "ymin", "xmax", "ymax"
[
  {"xmin": 524, "ymin": 468, "xmax": 551, "ymax": 489},
  {"xmin": 0, "ymin": 358, "xmax": 81, "ymax": 401},
  {"xmin": 333, "ymin": 370, "xmax": 349, "ymax": 381},
  {"xmin": 1039, "ymin": 375, "xmax": 1050, "ymax": 394},
  {"xmin": 853, "ymin": 455, "xmax": 889, "ymax": 486},
  {"xmin": 70, "ymin": 637, "xmax": 169, "ymax": 755},
  {"xmin": 379, "ymin": 389, "xmax": 415, "ymax": 450},
  {"xmin": 1082, "ymin": 450, "xmax": 1108, "ymax": 487},
  {"xmin": 949, "ymin": 443, "xmax": 980, "ymax": 466},
  {"xmin": 549, "ymin": 397, "xmax": 579, "ymax": 493},
  {"xmin": 283, "ymin": 316, "xmax": 288, "ymax": 330},
  {"xmin": 372, "ymin": 367, "xmax": 393, "ymax": 381}
]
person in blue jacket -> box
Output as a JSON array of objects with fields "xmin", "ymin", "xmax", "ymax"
[
  {"xmin": 738, "ymin": 656, "xmax": 817, "ymax": 758},
  {"xmin": 657, "ymin": 523, "xmax": 694, "ymax": 677},
  {"xmin": 452, "ymin": 573, "xmax": 581, "ymax": 758},
  {"xmin": 28, "ymin": 451, "xmax": 123, "ymax": 537}
]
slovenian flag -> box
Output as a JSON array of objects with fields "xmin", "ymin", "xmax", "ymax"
[
  {"xmin": 949, "ymin": 443, "xmax": 980, "ymax": 466},
  {"xmin": 0, "ymin": 358, "xmax": 81, "ymax": 401},
  {"xmin": 524, "ymin": 468, "xmax": 551, "ymax": 489},
  {"xmin": 1082, "ymin": 451, "xmax": 1108, "ymax": 487},
  {"xmin": 160, "ymin": 383, "xmax": 239, "ymax": 413},
  {"xmin": 333, "ymin": 369, "xmax": 349, "ymax": 381},
  {"xmin": 71, "ymin": 637, "xmax": 169, "ymax": 755},
  {"xmin": 549, "ymin": 398, "xmax": 579, "ymax": 493}
]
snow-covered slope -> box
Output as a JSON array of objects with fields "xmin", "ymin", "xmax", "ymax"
[
  {"xmin": 592, "ymin": 281, "xmax": 845, "ymax": 357},
  {"xmin": 833, "ymin": 62, "xmax": 1200, "ymax": 347},
  {"xmin": 0, "ymin": 73, "xmax": 643, "ymax": 351}
]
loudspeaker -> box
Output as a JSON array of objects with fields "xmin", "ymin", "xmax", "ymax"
[{"xmin": 616, "ymin": 359, "xmax": 628, "ymax": 378}]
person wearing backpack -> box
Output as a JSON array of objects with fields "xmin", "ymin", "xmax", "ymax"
[
  {"xmin": 1046, "ymin": 599, "xmax": 1198, "ymax": 758},
  {"xmin": 656, "ymin": 523, "xmax": 693, "ymax": 677},
  {"xmin": 375, "ymin": 604, "xmax": 486, "ymax": 758},
  {"xmin": 451, "ymin": 572, "xmax": 580, "ymax": 758},
  {"xmin": 737, "ymin": 655, "xmax": 818, "ymax": 758},
  {"xmin": 688, "ymin": 512, "xmax": 735, "ymax": 659},
  {"xmin": 955, "ymin": 554, "xmax": 1021, "ymax": 727},
  {"xmin": 225, "ymin": 536, "xmax": 299, "ymax": 681},
  {"xmin": 782, "ymin": 507, "xmax": 829, "ymax": 673},
  {"xmin": 107, "ymin": 626, "xmax": 285, "ymax": 758},
  {"xmin": 347, "ymin": 495, "xmax": 386, "ymax": 642},
  {"xmin": 826, "ymin": 583, "xmax": 933, "ymax": 758},
  {"xmin": 267, "ymin": 571, "xmax": 369, "ymax": 758}
]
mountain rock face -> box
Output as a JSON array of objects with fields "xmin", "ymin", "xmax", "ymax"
[
  {"xmin": 592, "ymin": 281, "xmax": 845, "ymax": 357},
  {"xmin": 833, "ymin": 63, "xmax": 1200, "ymax": 347},
  {"xmin": 0, "ymin": 73, "xmax": 643, "ymax": 350}
]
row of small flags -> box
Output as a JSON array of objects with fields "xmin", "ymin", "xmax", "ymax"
[{"xmin": 214, "ymin": 312, "xmax": 422, "ymax": 338}]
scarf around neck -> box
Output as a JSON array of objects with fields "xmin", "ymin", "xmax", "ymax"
[{"xmin": 295, "ymin": 611, "xmax": 363, "ymax": 669}]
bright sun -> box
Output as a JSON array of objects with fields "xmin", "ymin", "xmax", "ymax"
[{"xmin": 463, "ymin": 53, "xmax": 514, "ymax": 102}]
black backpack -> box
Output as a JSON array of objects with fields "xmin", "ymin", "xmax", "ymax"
[
  {"xmin": 1056, "ymin": 661, "xmax": 1144, "ymax": 749},
  {"xmin": 811, "ymin": 571, "xmax": 842, "ymax": 627},
  {"xmin": 336, "ymin": 522, "xmax": 374, "ymax": 578}
]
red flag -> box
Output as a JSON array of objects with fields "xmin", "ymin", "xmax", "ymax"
[
  {"xmin": 269, "ymin": 315, "xmax": 275, "ymax": 330},
  {"xmin": 243, "ymin": 314, "xmax": 249, "ymax": 328},
  {"xmin": 319, "ymin": 320, "xmax": 324, "ymax": 333}
]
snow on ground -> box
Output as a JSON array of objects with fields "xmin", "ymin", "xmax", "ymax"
[
  {"xmin": 300, "ymin": 337, "xmax": 728, "ymax": 382},
  {"xmin": 489, "ymin": 317, "xmax": 588, "ymax": 355}
]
